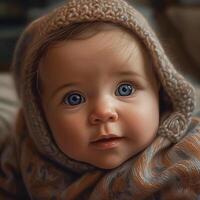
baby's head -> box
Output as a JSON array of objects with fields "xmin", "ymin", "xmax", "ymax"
[
  {"xmin": 12, "ymin": 0, "xmax": 195, "ymax": 172},
  {"xmin": 38, "ymin": 22, "xmax": 160, "ymax": 169}
]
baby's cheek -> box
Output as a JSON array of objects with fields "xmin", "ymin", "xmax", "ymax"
[
  {"xmin": 50, "ymin": 115, "xmax": 86, "ymax": 157},
  {"xmin": 47, "ymin": 112, "xmax": 74, "ymax": 137},
  {"xmin": 53, "ymin": 112, "xmax": 85, "ymax": 136},
  {"xmin": 122, "ymin": 105, "xmax": 159, "ymax": 142}
]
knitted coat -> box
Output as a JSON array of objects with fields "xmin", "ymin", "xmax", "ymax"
[{"xmin": 1, "ymin": 0, "xmax": 200, "ymax": 199}]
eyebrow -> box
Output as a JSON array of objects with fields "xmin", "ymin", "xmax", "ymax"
[{"xmin": 113, "ymin": 70, "xmax": 143, "ymax": 78}]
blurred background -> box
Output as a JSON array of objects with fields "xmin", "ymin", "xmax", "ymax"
[{"xmin": 0, "ymin": 0, "xmax": 200, "ymax": 114}]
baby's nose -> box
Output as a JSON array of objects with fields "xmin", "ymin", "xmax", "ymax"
[{"xmin": 89, "ymin": 101, "xmax": 118, "ymax": 124}]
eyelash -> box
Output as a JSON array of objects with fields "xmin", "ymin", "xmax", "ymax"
[{"xmin": 61, "ymin": 81, "xmax": 137, "ymax": 106}]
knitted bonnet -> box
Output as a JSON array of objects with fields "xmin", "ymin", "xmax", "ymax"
[{"xmin": 12, "ymin": 0, "xmax": 195, "ymax": 172}]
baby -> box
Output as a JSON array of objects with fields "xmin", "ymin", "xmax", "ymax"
[
  {"xmin": 1, "ymin": 0, "xmax": 200, "ymax": 199},
  {"xmin": 38, "ymin": 21, "xmax": 160, "ymax": 170}
]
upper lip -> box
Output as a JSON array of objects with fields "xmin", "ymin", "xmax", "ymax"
[{"xmin": 90, "ymin": 134, "xmax": 123, "ymax": 143}]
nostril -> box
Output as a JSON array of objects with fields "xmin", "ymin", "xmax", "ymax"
[
  {"xmin": 90, "ymin": 116, "xmax": 104, "ymax": 124},
  {"xmin": 94, "ymin": 118, "xmax": 101, "ymax": 123},
  {"xmin": 111, "ymin": 113, "xmax": 118, "ymax": 121}
]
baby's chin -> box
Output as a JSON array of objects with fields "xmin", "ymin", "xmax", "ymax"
[
  {"xmin": 85, "ymin": 153, "xmax": 135, "ymax": 170},
  {"xmin": 89, "ymin": 148, "xmax": 152, "ymax": 169},
  {"xmin": 66, "ymin": 146, "xmax": 145, "ymax": 170},
  {"xmin": 89, "ymin": 161, "xmax": 124, "ymax": 170}
]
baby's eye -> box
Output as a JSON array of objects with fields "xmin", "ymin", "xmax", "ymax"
[
  {"xmin": 63, "ymin": 93, "xmax": 85, "ymax": 106},
  {"xmin": 115, "ymin": 83, "xmax": 135, "ymax": 96}
]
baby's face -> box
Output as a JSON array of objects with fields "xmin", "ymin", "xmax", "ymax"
[{"xmin": 40, "ymin": 28, "xmax": 160, "ymax": 169}]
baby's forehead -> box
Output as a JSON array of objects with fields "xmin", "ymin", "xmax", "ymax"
[
  {"xmin": 39, "ymin": 27, "xmax": 154, "ymax": 85},
  {"xmin": 44, "ymin": 30, "xmax": 146, "ymax": 69},
  {"xmin": 46, "ymin": 27, "xmax": 147, "ymax": 62}
]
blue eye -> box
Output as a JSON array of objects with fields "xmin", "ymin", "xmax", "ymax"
[
  {"xmin": 63, "ymin": 93, "xmax": 85, "ymax": 106},
  {"xmin": 116, "ymin": 83, "xmax": 135, "ymax": 96}
]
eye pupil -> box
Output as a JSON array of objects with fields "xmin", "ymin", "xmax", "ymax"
[
  {"xmin": 72, "ymin": 96, "xmax": 78, "ymax": 101},
  {"xmin": 122, "ymin": 87, "xmax": 127, "ymax": 92},
  {"xmin": 64, "ymin": 93, "xmax": 85, "ymax": 106},
  {"xmin": 116, "ymin": 83, "xmax": 134, "ymax": 96}
]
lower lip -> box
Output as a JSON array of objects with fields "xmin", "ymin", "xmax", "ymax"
[{"xmin": 90, "ymin": 138, "xmax": 124, "ymax": 150}]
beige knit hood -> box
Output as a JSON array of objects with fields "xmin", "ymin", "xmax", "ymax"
[
  {"xmin": 12, "ymin": 0, "xmax": 194, "ymax": 171},
  {"xmin": 12, "ymin": 0, "xmax": 195, "ymax": 174}
]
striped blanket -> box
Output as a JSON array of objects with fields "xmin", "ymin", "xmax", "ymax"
[{"xmin": 0, "ymin": 73, "xmax": 19, "ymax": 136}]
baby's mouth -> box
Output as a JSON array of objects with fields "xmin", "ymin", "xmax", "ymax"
[
  {"xmin": 90, "ymin": 133, "xmax": 123, "ymax": 142},
  {"xmin": 90, "ymin": 134, "xmax": 125, "ymax": 150}
]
